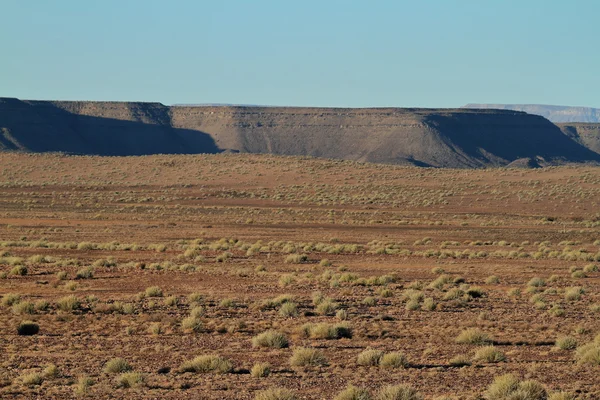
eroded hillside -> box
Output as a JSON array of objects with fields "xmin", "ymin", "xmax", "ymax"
[{"xmin": 1, "ymin": 98, "xmax": 599, "ymax": 168}]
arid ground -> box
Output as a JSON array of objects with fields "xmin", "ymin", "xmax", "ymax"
[{"xmin": 0, "ymin": 153, "xmax": 599, "ymax": 399}]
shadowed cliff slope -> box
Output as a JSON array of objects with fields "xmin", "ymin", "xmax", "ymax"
[
  {"xmin": 557, "ymin": 123, "xmax": 600, "ymax": 155},
  {"xmin": 1, "ymin": 98, "xmax": 599, "ymax": 167}
]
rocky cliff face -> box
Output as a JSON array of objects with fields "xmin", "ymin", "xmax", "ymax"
[
  {"xmin": 464, "ymin": 104, "xmax": 600, "ymax": 123},
  {"xmin": 557, "ymin": 123, "xmax": 600, "ymax": 155},
  {"xmin": 1, "ymin": 98, "xmax": 599, "ymax": 168}
]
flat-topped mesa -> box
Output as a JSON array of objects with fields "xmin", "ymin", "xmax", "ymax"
[
  {"xmin": 1, "ymin": 98, "xmax": 599, "ymax": 167},
  {"xmin": 557, "ymin": 123, "xmax": 600, "ymax": 155},
  {"xmin": 464, "ymin": 103, "xmax": 600, "ymax": 123}
]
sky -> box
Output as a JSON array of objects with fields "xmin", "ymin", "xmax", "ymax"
[{"xmin": 1, "ymin": 0, "xmax": 599, "ymax": 108}]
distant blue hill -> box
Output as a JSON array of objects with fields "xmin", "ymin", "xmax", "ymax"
[{"xmin": 463, "ymin": 104, "xmax": 600, "ymax": 123}]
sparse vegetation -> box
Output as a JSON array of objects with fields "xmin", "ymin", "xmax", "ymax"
[
  {"xmin": 180, "ymin": 355, "xmax": 233, "ymax": 373},
  {"xmin": 0, "ymin": 153, "xmax": 595, "ymax": 398}
]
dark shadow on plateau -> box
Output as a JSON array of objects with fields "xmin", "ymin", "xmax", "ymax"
[
  {"xmin": 424, "ymin": 112, "xmax": 600, "ymax": 163},
  {"xmin": 0, "ymin": 98, "xmax": 222, "ymax": 156}
]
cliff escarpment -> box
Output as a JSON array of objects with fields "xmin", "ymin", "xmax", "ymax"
[{"xmin": 1, "ymin": 98, "xmax": 599, "ymax": 168}]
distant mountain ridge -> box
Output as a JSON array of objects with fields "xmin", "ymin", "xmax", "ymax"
[
  {"xmin": 463, "ymin": 104, "xmax": 600, "ymax": 123},
  {"xmin": 1, "ymin": 97, "xmax": 600, "ymax": 168}
]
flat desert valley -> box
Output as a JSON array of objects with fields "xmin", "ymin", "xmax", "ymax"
[{"xmin": 0, "ymin": 153, "xmax": 599, "ymax": 399}]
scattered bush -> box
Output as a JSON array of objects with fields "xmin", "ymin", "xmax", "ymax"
[
  {"xmin": 255, "ymin": 388, "xmax": 298, "ymax": 400},
  {"xmin": 74, "ymin": 375, "xmax": 94, "ymax": 395},
  {"xmin": 57, "ymin": 295, "xmax": 80, "ymax": 312},
  {"xmin": 250, "ymin": 362, "xmax": 271, "ymax": 378},
  {"xmin": 456, "ymin": 328, "xmax": 492, "ymax": 345},
  {"xmin": 2, "ymin": 293, "xmax": 21, "ymax": 306},
  {"xmin": 376, "ymin": 385, "xmax": 423, "ymax": 400},
  {"xmin": 181, "ymin": 316, "xmax": 203, "ymax": 333},
  {"xmin": 474, "ymin": 346, "xmax": 506, "ymax": 363},
  {"xmin": 21, "ymin": 372, "xmax": 43, "ymax": 386},
  {"xmin": 564, "ymin": 287, "xmax": 584, "ymax": 301},
  {"xmin": 316, "ymin": 299, "xmax": 338, "ymax": 315},
  {"xmin": 180, "ymin": 355, "xmax": 233, "ymax": 373},
  {"xmin": 556, "ymin": 336, "xmax": 577, "ymax": 350},
  {"xmin": 252, "ymin": 330, "xmax": 289, "ymax": 349},
  {"xmin": 285, "ymin": 254, "xmax": 308, "ymax": 264},
  {"xmin": 104, "ymin": 358, "xmax": 132, "ymax": 373},
  {"xmin": 301, "ymin": 323, "xmax": 352, "ymax": 339},
  {"xmin": 356, "ymin": 349, "xmax": 384, "ymax": 366},
  {"xmin": 527, "ymin": 277, "xmax": 546, "ymax": 287},
  {"xmin": 279, "ymin": 302, "xmax": 299, "ymax": 318},
  {"xmin": 116, "ymin": 372, "xmax": 145, "ymax": 388},
  {"xmin": 76, "ymin": 266, "xmax": 94, "ymax": 279},
  {"xmin": 484, "ymin": 374, "xmax": 548, "ymax": 400},
  {"xmin": 10, "ymin": 265, "xmax": 28, "ymax": 276},
  {"xmin": 334, "ymin": 385, "xmax": 371, "ymax": 400},
  {"xmin": 379, "ymin": 352, "xmax": 408, "ymax": 369},
  {"xmin": 12, "ymin": 301, "xmax": 34, "ymax": 315},
  {"xmin": 43, "ymin": 364, "xmax": 59, "ymax": 379},
  {"xmin": 289, "ymin": 347, "xmax": 328, "ymax": 367},
  {"xmin": 144, "ymin": 286, "xmax": 163, "ymax": 297},
  {"xmin": 17, "ymin": 321, "xmax": 39, "ymax": 335},
  {"xmin": 575, "ymin": 341, "xmax": 600, "ymax": 365}
]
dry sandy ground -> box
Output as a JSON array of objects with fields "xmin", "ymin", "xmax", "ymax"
[{"xmin": 0, "ymin": 153, "xmax": 599, "ymax": 399}]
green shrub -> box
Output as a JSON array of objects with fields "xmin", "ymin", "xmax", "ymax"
[
  {"xmin": 473, "ymin": 346, "xmax": 506, "ymax": 363},
  {"xmin": 74, "ymin": 375, "xmax": 94, "ymax": 395},
  {"xmin": 301, "ymin": 323, "xmax": 352, "ymax": 339},
  {"xmin": 104, "ymin": 358, "xmax": 132, "ymax": 373},
  {"xmin": 164, "ymin": 295, "xmax": 178, "ymax": 306},
  {"xmin": 34, "ymin": 300, "xmax": 49, "ymax": 311},
  {"xmin": 250, "ymin": 362, "xmax": 271, "ymax": 378},
  {"xmin": 279, "ymin": 302, "xmax": 298, "ymax": 318},
  {"xmin": 466, "ymin": 286, "xmax": 485, "ymax": 298},
  {"xmin": 449, "ymin": 355, "xmax": 471, "ymax": 367},
  {"xmin": 336, "ymin": 309, "xmax": 349, "ymax": 320},
  {"xmin": 2, "ymin": 293, "xmax": 21, "ymax": 306},
  {"xmin": 75, "ymin": 266, "xmax": 94, "ymax": 279},
  {"xmin": 57, "ymin": 295, "xmax": 80, "ymax": 311},
  {"xmin": 12, "ymin": 301, "xmax": 34, "ymax": 315},
  {"xmin": 575, "ymin": 342, "xmax": 600, "ymax": 365},
  {"xmin": 289, "ymin": 347, "xmax": 327, "ymax": 367},
  {"xmin": 116, "ymin": 372, "xmax": 145, "ymax": 388},
  {"xmin": 10, "ymin": 265, "xmax": 27, "ymax": 276},
  {"xmin": 376, "ymin": 385, "xmax": 423, "ymax": 400},
  {"xmin": 455, "ymin": 328, "xmax": 492, "ymax": 345},
  {"xmin": 252, "ymin": 330, "xmax": 289, "ymax": 349},
  {"xmin": 21, "ymin": 372, "xmax": 43, "ymax": 386},
  {"xmin": 356, "ymin": 349, "xmax": 384, "ymax": 366},
  {"xmin": 17, "ymin": 320, "xmax": 39, "ymax": 335},
  {"xmin": 362, "ymin": 296, "xmax": 377, "ymax": 307},
  {"xmin": 334, "ymin": 385, "xmax": 371, "ymax": 400},
  {"xmin": 180, "ymin": 355, "xmax": 233, "ymax": 373},
  {"xmin": 254, "ymin": 388, "xmax": 298, "ymax": 400},
  {"xmin": 422, "ymin": 298, "xmax": 436, "ymax": 311},
  {"xmin": 181, "ymin": 316, "xmax": 203, "ymax": 333},
  {"xmin": 484, "ymin": 374, "xmax": 548, "ymax": 400},
  {"xmin": 284, "ymin": 254, "xmax": 308, "ymax": 264},
  {"xmin": 144, "ymin": 286, "xmax": 163, "ymax": 297},
  {"xmin": 564, "ymin": 287, "xmax": 584, "ymax": 301},
  {"xmin": 379, "ymin": 352, "xmax": 408, "ymax": 369},
  {"xmin": 316, "ymin": 299, "xmax": 338, "ymax": 315},
  {"xmin": 43, "ymin": 364, "xmax": 59, "ymax": 379},
  {"xmin": 527, "ymin": 277, "xmax": 546, "ymax": 287},
  {"xmin": 556, "ymin": 336, "xmax": 577, "ymax": 350}
]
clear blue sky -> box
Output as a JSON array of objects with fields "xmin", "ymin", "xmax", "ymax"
[{"xmin": 2, "ymin": 0, "xmax": 599, "ymax": 108}]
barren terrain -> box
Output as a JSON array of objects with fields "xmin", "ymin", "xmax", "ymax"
[{"xmin": 0, "ymin": 153, "xmax": 599, "ymax": 399}]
